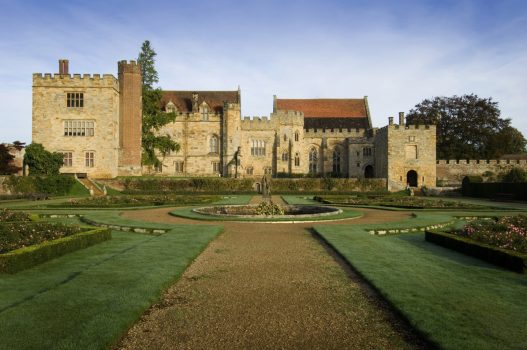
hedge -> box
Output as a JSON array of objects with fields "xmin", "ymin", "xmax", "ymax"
[
  {"xmin": 425, "ymin": 230, "xmax": 527, "ymax": 273},
  {"xmin": 4, "ymin": 175, "xmax": 76, "ymax": 195},
  {"xmin": 0, "ymin": 227, "xmax": 111, "ymax": 274},
  {"xmin": 462, "ymin": 181, "xmax": 527, "ymax": 200},
  {"xmin": 104, "ymin": 177, "xmax": 387, "ymax": 194}
]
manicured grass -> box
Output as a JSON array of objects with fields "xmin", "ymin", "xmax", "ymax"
[
  {"xmin": 314, "ymin": 215, "xmax": 527, "ymax": 350},
  {"xmin": 0, "ymin": 224, "xmax": 222, "ymax": 349},
  {"xmin": 212, "ymin": 195, "xmax": 253, "ymax": 205},
  {"xmin": 67, "ymin": 181, "xmax": 91, "ymax": 197},
  {"xmin": 281, "ymin": 195, "xmax": 317, "ymax": 205},
  {"xmin": 170, "ymin": 206, "xmax": 362, "ymax": 222}
]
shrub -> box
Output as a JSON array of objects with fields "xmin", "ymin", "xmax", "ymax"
[
  {"xmin": 0, "ymin": 227, "xmax": 111, "ymax": 273},
  {"xmin": 0, "ymin": 221, "xmax": 84, "ymax": 254},
  {"xmin": 255, "ymin": 201, "xmax": 284, "ymax": 216},
  {"xmin": 0, "ymin": 208, "xmax": 31, "ymax": 222},
  {"xmin": 502, "ymin": 167, "xmax": 527, "ymax": 183},
  {"xmin": 54, "ymin": 194, "xmax": 220, "ymax": 208},
  {"xmin": 457, "ymin": 216, "xmax": 527, "ymax": 253},
  {"xmin": 425, "ymin": 230, "xmax": 527, "ymax": 273},
  {"xmin": 24, "ymin": 143, "xmax": 63, "ymax": 175},
  {"xmin": 5, "ymin": 175, "xmax": 76, "ymax": 195}
]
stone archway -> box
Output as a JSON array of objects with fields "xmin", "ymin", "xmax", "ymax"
[
  {"xmin": 407, "ymin": 170, "xmax": 418, "ymax": 187},
  {"xmin": 255, "ymin": 183, "xmax": 261, "ymax": 193},
  {"xmin": 364, "ymin": 165, "xmax": 374, "ymax": 178}
]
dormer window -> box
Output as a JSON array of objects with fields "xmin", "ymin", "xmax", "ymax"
[
  {"xmin": 166, "ymin": 101, "xmax": 177, "ymax": 114},
  {"xmin": 201, "ymin": 107, "xmax": 209, "ymax": 121}
]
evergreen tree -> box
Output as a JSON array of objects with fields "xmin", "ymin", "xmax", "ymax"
[
  {"xmin": 137, "ymin": 40, "xmax": 179, "ymax": 168},
  {"xmin": 406, "ymin": 94, "xmax": 526, "ymax": 159}
]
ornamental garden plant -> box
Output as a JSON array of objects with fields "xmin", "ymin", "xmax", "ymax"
[
  {"xmin": 457, "ymin": 215, "xmax": 527, "ymax": 253},
  {"xmin": 317, "ymin": 195, "xmax": 494, "ymax": 209},
  {"xmin": 54, "ymin": 194, "xmax": 220, "ymax": 208}
]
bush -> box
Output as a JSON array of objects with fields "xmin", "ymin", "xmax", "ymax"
[
  {"xmin": 316, "ymin": 195, "xmax": 493, "ymax": 209},
  {"xmin": 54, "ymin": 194, "xmax": 220, "ymax": 208},
  {"xmin": 0, "ymin": 208, "xmax": 31, "ymax": 222},
  {"xmin": 24, "ymin": 143, "xmax": 63, "ymax": 175},
  {"xmin": 457, "ymin": 216, "xmax": 527, "ymax": 253},
  {"xmin": 5, "ymin": 175, "xmax": 76, "ymax": 195},
  {"xmin": 502, "ymin": 167, "xmax": 527, "ymax": 183},
  {"xmin": 425, "ymin": 230, "xmax": 527, "ymax": 273},
  {"xmin": 463, "ymin": 182, "xmax": 527, "ymax": 200},
  {"xmin": 0, "ymin": 221, "xmax": 84, "ymax": 253},
  {"xmin": 0, "ymin": 227, "xmax": 111, "ymax": 273}
]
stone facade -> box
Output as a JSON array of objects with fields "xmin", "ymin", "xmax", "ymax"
[
  {"xmin": 32, "ymin": 60, "xmax": 139, "ymax": 178},
  {"xmin": 32, "ymin": 58, "xmax": 438, "ymax": 191},
  {"xmin": 436, "ymin": 159, "xmax": 527, "ymax": 186}
]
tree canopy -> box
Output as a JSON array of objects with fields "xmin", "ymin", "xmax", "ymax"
[
  {"xmin": 0, "ymin": 144, "xmax": 16, "ymax": 175},
  {"xmin": 137, "ymin": 40, "xmax": 179, "ymax": 168},
  {"xmin": 406, "ymin": 94, "xmax": 526, "ymax": 160},
  {"xmin": 23, "ymin": 143, "xmax": 63, "ymax": 175}
]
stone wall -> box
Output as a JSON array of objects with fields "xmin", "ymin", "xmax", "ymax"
[
  {"xmin": 383, "ymin": 123, "xmax": 437, "ymax": 190},
  {"xmin": 436, "ymin": 159, "xmax": 527, "ymax": 186},
  {"xmin": 32, "ymin": 73, "xmax": 120, "ymax": 178}
]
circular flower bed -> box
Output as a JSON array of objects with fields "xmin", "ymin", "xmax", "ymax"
[{"xmin": 193, "ymin": 204, "xmax": 342, "ymax": 218}]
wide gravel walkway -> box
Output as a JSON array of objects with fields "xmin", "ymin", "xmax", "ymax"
[{"xmin": 116, "ymin": 202, "xmax": 424, "ymax": 349}]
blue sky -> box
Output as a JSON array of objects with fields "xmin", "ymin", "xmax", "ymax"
[{"xmin": 1, "ymin": 0, "xmax": 526, "ymax": 143}]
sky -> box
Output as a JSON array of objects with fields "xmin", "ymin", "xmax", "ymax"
[{"xmin": 0, "ymin": 0, "xmax": 526, "ymax": 143}]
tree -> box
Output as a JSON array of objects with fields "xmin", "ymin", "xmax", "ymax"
[
  {"xmin": 502, "ymin": 167, "xmax": 527, "ymax": 183},
  {"xmin": 137, "ymin": 40, "xmax": 179, "ymax": 168},
  {"xmin": 406, "ymin": 94, "xmax": 526, "ymax": 159},
  {"xmin": 0, "ymin": 144, "xmax": 16, "ymax": 175},
  {"xmin": 23, "ymin": 143, "xmax": 63, "ymax": 175}
]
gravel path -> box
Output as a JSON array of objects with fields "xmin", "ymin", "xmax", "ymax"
[{"xmin": 116, "ymin": 204, "xmax": 423, "ymax": 349}]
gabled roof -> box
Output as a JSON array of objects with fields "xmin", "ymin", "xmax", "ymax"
[
  {"xmin": 161, "ymin": 90, "xmax": 239, "ymax": 113},
  {"xmin": 276, "ymin": 98, "xmax": 368, "ymax": 118}
]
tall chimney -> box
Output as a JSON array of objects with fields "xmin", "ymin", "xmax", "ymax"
[
  {"xmin": 59, "ymin": 59, "xmax": 69, "ymax": 75},
  {"xmin": 388, "ymin": 116, "xmax": 394, "ymax": 125},
  {"xmin": 399, "ymin": 112, "xmax": 405, "ymax": 126}
]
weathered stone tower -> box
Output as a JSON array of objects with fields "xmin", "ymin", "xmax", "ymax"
[{"xmin": 117, "ymin": 60, "xmax": 142, "ymax": 175}]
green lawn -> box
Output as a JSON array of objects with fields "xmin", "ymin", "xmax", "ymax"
[
  {"xmin": 281, "ymin": 195, "xmax": 318, "ymax": 205},
  {"xmin": 0, "ymin": 222, "xmax": 222, "ymax": 349},
  {"xmin": 314, "ymin": 215, "xmax": 527, "ymax": 350}
]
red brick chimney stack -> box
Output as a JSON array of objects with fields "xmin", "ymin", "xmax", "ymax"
[{"xmin": 59, "ymin": 59, "xmax": 69, "ymax": 75}]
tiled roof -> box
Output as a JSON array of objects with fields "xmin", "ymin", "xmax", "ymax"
[
  {"xmin": 276, "ymin": 98, "xmax": 367, "ymax": 118},
  {"xmin": 161, "ymin": 90, "xmax": 239, "ymax": 113}
]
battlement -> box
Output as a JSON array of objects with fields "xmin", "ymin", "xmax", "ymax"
[
  {"xmin": 33, "ymin": 72, "xmax": 118, "ymax": 89},
  {"xmin": 437, "ymin": 159, "xmax": 527, "ymax": 165},
  {"xmin": 304, "ymin": 128, "xmax": 367, "ymax": 138},
  {"xmin": 118, "ymin": 60, "xmax": 141, "ymax": 74},
  {"xmin": 240, "ymin": 116, "xmax": 275, "ymax": 130}
]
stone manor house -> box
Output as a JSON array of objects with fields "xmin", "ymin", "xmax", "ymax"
[{"xmin": 33, "ymin": 59, "xmax": 440, "ymax": 190}]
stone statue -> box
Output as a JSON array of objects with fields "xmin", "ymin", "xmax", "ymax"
[{"xmin": 262, "ymin": 175, "xmax": 271, "ymax": 198}]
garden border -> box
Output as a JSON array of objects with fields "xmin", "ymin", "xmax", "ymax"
[
  {"xmin": 0, "ymin": 227, "xmax": 111, "ymax": 274},
  {"xmin": 425, "ymin": 230, "xmax": 527, "ymax": 273}
]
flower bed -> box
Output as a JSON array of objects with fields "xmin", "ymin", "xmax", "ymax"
[
  {"xmin": 0, "ymin": 208, "xmax": 32, "ymax": 222},
  {"xmin": 0, "ymin": 226, "xmax": 111, "ymax": 273},
  {"xmin": 0, "ymin": 221, "xmax": 83, "ymax": 254},
  {"xmin": 315, "ymin": 195, "xmax": 493, "ymax": 209},
  {"xmin": 50, "ymin": 194, "xmax": 221, "ymax": 208},
  {"xmin": 456, "ymin": 216, "xmax": 527, "ymax": 254}
]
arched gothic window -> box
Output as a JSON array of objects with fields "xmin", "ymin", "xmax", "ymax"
[
  {"xmin": 210, "ymin": 135, "xmax": 219, "ymax": 153},
  {"xmin": 294, "ymin": 153, "xmax": 300, "ymax": 167},
  {"xmin": 332, "ymin": 148, "xmax": 341, "ymax": 175},
  {"xmin": 294, "ymin": 131, "xmax": 299, "ymax": 142},
  {"xmin": 309, "ymin": 147, "xmax": 318, "ymax": 174},
  {"xmin": 282, "ymin": 151, "xmax": 288, "ymax": 162}
]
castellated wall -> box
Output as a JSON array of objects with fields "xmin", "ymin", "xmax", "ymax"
[
  {"xmin": 382, "ymin": 123, "xmax": 437, "ymax": 190},
  {"xmin": 436, "ymin": 159, "xmax": 527, "ymax": 185},
  {"xmin": 32, "ymin": 73, "xmax": 120, "ymax": 178}
]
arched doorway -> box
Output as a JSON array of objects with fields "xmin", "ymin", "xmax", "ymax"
[
  {"xmin": 255, "ymin": 183, "xmax": 261, "ymax": 193},
  {"xmin": 407, "ymin": 170, "xmax": 418, "ymax": 187},
  {"xmin": 364, "ymin": 165, "xmax": 374, "ymax": 178}
]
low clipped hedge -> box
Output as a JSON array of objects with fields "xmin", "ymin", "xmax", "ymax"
[
  {"xmin": 462, "ymin": 181, "xmax": 527, "ymax": 200},
  {"xmin": 105, "ymin": 177, "xmax": 387, "ymax": 194},
  {"xmin": 425, "ymin": 230, "xmax": 527, "ymax": 273},
  {"xmin": 0, "ymin": 227, "xmax": 111, "ymax": 274},
  {"xmin": 4, "ymin": 175, "xmax": 76, "ymax": 196}
]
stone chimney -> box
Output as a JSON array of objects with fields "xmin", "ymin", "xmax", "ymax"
[
  {"xmin": 388, "ymin": 116, "xmax": 394, "ymax": 125},
  {"xmin": 399, "ymin": 112, "xmax": 405, "ymax": 126},
  {"xmin": 59, "ymin": 59, "xmax": 69, "ymax": 75}
]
